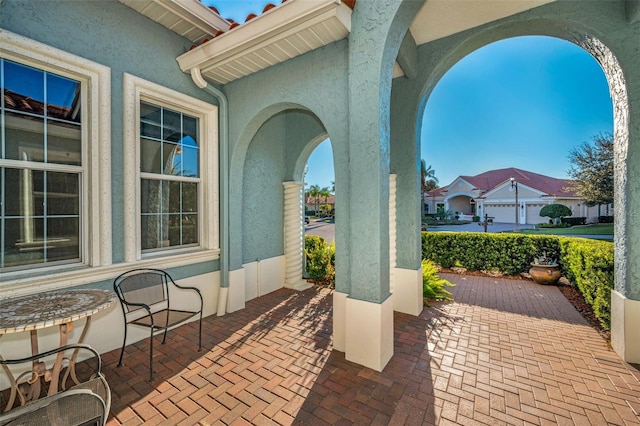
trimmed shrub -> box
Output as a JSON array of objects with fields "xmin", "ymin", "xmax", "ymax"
[
  {"xmin": 422, "ymin": 259, "xmax": 454, "ymax": 303},
  {"xmin": 305, "ymin": 235, "xmax": 335, "ymax": 285},
  {"xmin": 472, "ymin": 215, "xmax": 480, "ymax": 222},
  {"xmin": 599, "ymin": 216, "xmax": 614, "ymax": 223},
  {"xmin": 421, "ymin": 232, "xmax": 559, "ymax": 276},
  {"xmin": 561, "ymin": 217, "xmax": 587, "ymax": 226},
  {"xmin": 559, "ymin": 237, "xmax": 614, "ymax": 328}
]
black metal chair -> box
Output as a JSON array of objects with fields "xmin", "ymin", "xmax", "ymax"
[
  {"xmin": 0, "ymin": 344, "xmax": 110, "ymax": 426},
  {"xmin": 113, "ymin": 268, "xmax": 203, "ymax": 381}
]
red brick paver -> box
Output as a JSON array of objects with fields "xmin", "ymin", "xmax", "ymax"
[{"xmin": 102, "ymin": 275, "xmax": 640, "ymax": 425}]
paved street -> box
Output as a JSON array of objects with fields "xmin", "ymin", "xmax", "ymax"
[{"xmin": 305, "ymin": 219, "xmax": 335, "ymax": 243}]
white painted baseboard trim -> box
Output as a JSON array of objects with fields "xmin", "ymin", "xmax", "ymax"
[{"xmin": 611, "ymin": 290, "xmax": 640, "ymax": 363}]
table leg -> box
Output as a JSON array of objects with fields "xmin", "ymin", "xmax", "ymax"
[
  {"xmin": 62, "ymin": 316, "xmax": 92, "ymax": 388},
  {"xmin": 47, "ymin": 322, "xmax": 71, "ymax": 397}
]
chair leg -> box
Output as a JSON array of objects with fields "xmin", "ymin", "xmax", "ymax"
[
  {"xmin": 162, "ymin": 328, "xmax": 168, "ymax": 345},
  {"xmin": 149, "ymin": 327, "xmax": 154, "ymax": 381},
  {"xmin": 198, "ymin": 315, "xmax": 202, "ymax": 351},
  {"xmin": 117, "ymin": 326, "xmax": 128, "ymax": 367}
]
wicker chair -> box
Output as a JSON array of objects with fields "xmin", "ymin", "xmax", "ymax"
[
  {"xmin": 0, "ymin": 344, "xmax": 110, "ymax": 426},
  {"xmin": 113, "ymin": 268, "xmax": 203, "ymax": 381}
]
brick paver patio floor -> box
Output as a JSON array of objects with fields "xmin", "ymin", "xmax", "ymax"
[{"xmin": 103, "ymin": 274, "xmax": 640, "ymax": 425}]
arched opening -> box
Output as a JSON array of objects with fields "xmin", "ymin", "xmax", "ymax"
[
  {"xmin": 410, "ymin": 25, "xmax": 630, "ymax": 359},
  {"xmin": 238, "ymin": 107, "xmax": 335, "ymax": 299},
  {"xmin": 422, "ymin": 35, "xmax": 614, "ymax": 230},
  {"xmin": 301, "ymin": 138, "xmax": 336, "ymax": 285}
]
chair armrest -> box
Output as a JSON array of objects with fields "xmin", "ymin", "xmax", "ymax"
[
  {"xmin": 167, "ymin": 278, "xmax": 203, "ymax": 309},
  {"xmin": 0, "ymin": 344, "xmax": 102, "ymax": 374}
]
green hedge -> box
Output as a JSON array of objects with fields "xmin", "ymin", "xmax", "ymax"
[
  {"xmin": 422, "ymin": 232, "xmax": 614, "ymax": 328},
  {"xmin": 559, "ymin": 237, "xmax": 614, "ymax": 328}
]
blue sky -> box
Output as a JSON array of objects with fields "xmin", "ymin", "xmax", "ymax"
[{"xmin": 209, "ymin": 2, "xmax": 613, "ymax": 190}]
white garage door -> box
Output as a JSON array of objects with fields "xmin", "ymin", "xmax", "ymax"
[{"xmin": 484, "ymin": 204, "xmax": 514, "ymax": 223}]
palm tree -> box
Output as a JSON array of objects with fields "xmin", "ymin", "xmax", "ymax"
[
  {"xmin": 307, "ymin": 184, "xmax": 321, "ymax": 216},
  {"xmin": 420, "ymin": 160, "xmax": 439, "ymax": 217},
  {"xmin": 319, "ymin": 186, "xmax": 331, "ymax": 216}
]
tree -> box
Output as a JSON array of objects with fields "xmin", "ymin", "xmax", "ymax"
[
  {"xmin": 307, "ymin": 185, "xmax": 321, "ymax": 215},
  {"xmin": 318, "ymin": 186, "xmax": 331, "ymax": 216},
  {"xmin": 307, "ymin": 185, "xmax": 331, "ymax": 216},
  {"xmin": 567, "ymin": 132, "xmax": 614, "ymax": 216},
  {"xmin": 539, "ymin": 204, "xmax": 572, "ymax": 224},
  {"xmin": 420, "ymin": 160, "xmax": 439, "ymax": 217}
]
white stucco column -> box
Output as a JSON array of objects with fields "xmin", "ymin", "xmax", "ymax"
[
  {"xmin": 389, "ymin": 174, "xmax": 397, "ymax": 294},
  {"xmin": 283, "ymin": 181, "xmax": 312, "ymax": 291}
]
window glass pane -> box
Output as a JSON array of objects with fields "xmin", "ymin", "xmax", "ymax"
[
  {"xmin": 140, "ymin": 137, "xmax": 161, "ymax": 173},
  {"xmin": 47, "ymin": 119, "xmax": 81, "ymax": 166},
  {"xmin": 4, "ymin": 61, "xmax": 45, "ymax": 106},
  {"xmin": 141, "ymin": 179, "xmax": 166, "ymax": 214},
  {"xmin": 46, "ymin": 73, "xmax": 81, "ymax": 123},
  {"xmin": 183, "ymin": 116, "xmax": 198, "ymax": 142},
  {"xmin": 5, "ymin": 111, "xmax": 45, "ymax": 162},
  {"xmin": 181, "ymin": 143, "xmax": 198, "ymax": 178},
  {"xmin": 4, "ymin": 218, "xmax": 45, "ymax": 268},
  {"xmin": 182, "ymin": 182, "xmax": 197, "ymax": 213},
  {"xmin": 46, "ymin": 217, "xmax": 79, "ymax": 262},
  {"xmin": 4, "ymin": 167, "xmax": 28, "ymax": 217},
  {"xmin": 141, "ymin": 213, "xmax": 169, "ymax": 250},
  {"xmin": 140, "ymin": 102, "xmax": 161, "ymax": 139},
  {"xmin": 182, "ymin": 214, "xmax": 198, "ymax": 245},
  {"xmin": 162, "ymin": 109, "xmax": 181, "ymax": 142},
  {"xmin": 163, "ymin": 142, "xmax": 180, "ymax": 175},
  {"xmin": 168, "ymin": 181, "xmax": 181, "ymax": 214},
  {"xmin": 168, "ymin": 213, "xmax": 181, "ymax": 246},
  {"xmin": 46, "ymin": 172, "xmax": 79, "ymax": 216}
]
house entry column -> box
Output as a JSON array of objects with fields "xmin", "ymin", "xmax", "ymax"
[{"xmin": 283, "ymin": 181, "xmax": 312, "ymax": 291}]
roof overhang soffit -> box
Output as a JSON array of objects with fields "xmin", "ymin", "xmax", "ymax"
[
  {"xmin": 118, "ymin": 0, "xmax": 230, "ymax": 44},
  {"xmin": 177, "ymin": 0, "xmax": 354, "ymax": 85}
]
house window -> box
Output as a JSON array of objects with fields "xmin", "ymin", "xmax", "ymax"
[
  {"xmin": 1, "ymin": 60, "xmax": 81, "ymax": 271},
  {"xmin": 139, "ymin": 102, "xmax": 200, "ymax": 251},
  {"xmin": 123, "ymin": 73, "xmax": 218, "ymax": 263}
]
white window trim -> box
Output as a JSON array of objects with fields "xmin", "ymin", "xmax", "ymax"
[
  {"xmin": 123, "ymin": 73, "xmax": 219, "ymax": 263},
  {"xmin": 0, "ymin": 30, "xmax": 111, "ymax": 289}
]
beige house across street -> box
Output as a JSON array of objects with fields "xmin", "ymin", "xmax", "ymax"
[{"xmin": 425, "ymin": 167, "xmax": 609, "ymax": 225}]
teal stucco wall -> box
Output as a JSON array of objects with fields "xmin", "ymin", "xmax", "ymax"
[{"xmin": 1, "ymin": 0, "xmax": 221, "ymax": 280}]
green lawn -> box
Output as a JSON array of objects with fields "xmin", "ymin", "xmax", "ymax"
[{"xmin": 518, "ymin": 224, "xmax": 613, "ymax": 236}]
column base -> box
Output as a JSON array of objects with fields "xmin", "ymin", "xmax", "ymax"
[
  {"xmin": 227, "ymin": 268, "xmax": 246, "ymax": 313},
  {"xmin": 333, "ymin": 291, "xmax": 348, "ymax": 352},
  {"xmin": 345, "ymin": 295, "xmax": 394, "ymax": 372},
  {"xmin": 392, "ymin": 267, "xmax": 424, "ymax": 316},
  {"xmin": 284, "ymin": 279, "xmax": 313, "ymax": 291},
  {"xmin": 611, "ymin": 290, "xmax": 640, "ymax": 363}
]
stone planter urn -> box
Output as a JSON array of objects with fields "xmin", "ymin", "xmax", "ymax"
[{"xmin": 529, "ymin": 263, "xmax": 561, "ymax": 285}]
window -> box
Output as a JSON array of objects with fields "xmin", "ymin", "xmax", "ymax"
[
  {"xmin": 1, "ymin": 31, "xmax": 111, "ymax": 278},
  {"xmin": 123, "ymin": 73, "xmax": 218, "ymax": 262},
  {"xmin": 0, "ymin": 59, "xmax": 81, "ymax": 270},
  {"xmin": 140, "ymin": 102, "xmax": 200, "ymax": 251}
]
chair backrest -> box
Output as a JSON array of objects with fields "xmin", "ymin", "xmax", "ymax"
[
  {"xmin": 0, "ymin": 389, "xmax": 106, "ymax": 426},
  {"xmin": 114, "ymin": 269, "xmax": 170, "ymax": 314},
  {"xmin": 0, "ymin": 344, "xmax": 110, "ymax": 426}
]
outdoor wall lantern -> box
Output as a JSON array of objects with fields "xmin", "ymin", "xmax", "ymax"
[{"xmin": 509, "ymin": 176, "xmax": 519, "ymax": 232}]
